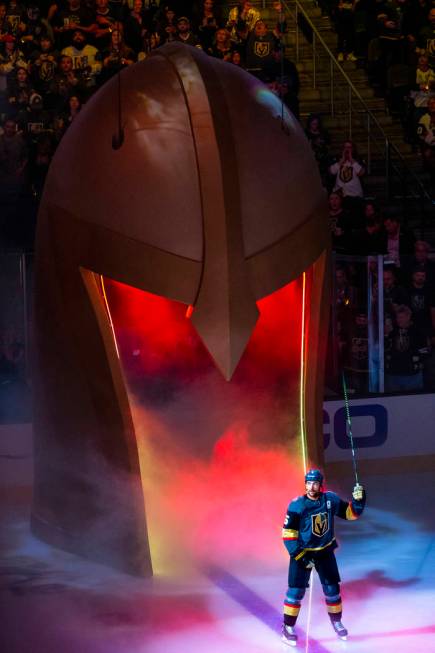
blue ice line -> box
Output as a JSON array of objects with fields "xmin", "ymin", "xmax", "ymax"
[
  {"xmin": 414, "ymin": 536, "xmax": 435, "ymax": 578},
  {"xmin": 204, "ymin": 565, "xmax": 332, "ymax": 653}
]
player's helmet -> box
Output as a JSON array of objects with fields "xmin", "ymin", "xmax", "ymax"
[{"xmin": 305, "ymin": 469, "xmax": 323, "ymax": 484}]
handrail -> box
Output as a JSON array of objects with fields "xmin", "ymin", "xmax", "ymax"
[{"xmin": 278, "ymin": 0, "xmax": 433, "ymax": 206}]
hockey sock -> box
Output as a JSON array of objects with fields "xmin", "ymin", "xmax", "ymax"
[
  {"xmin": 283, "ymin": 602, "xmax": 300, "ymax": 626},
  {"xmin": 325, "ymin": 597, "xmax": 342, "ymax": 622}
]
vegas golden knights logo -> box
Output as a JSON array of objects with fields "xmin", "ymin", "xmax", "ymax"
[
  {"xmin": 339, "ymin": 164, "xmax": 354, "ymax": 183},
  {"xmin": 254, "ymin": 41, "xmax": 270, "ymax": 58},
  {"xmin": 312, "ymin": 512, "xmax": 329, "ymax": 537}
]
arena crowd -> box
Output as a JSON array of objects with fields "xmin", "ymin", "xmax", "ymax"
[{"xmin": 1, "ymin": 0, "xmax": 435, "ymax": 402}]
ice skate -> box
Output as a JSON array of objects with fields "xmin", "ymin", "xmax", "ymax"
[
  {"xmin": 331, "ymin": 619, "xmax": 348, "ymax": 640},
  {"xmin": 281, "ymin": 624, "xmax": 297, "ymax": 646}
]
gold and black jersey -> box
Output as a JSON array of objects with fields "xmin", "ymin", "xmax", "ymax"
[{"xmin": 282, "ymin": 490, "xmax": 365, "ymax": 558}]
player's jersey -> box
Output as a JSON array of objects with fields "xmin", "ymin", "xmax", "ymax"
[{"xmin": 282, "ymin": 491, "xmax": 365, "ymax": 559}]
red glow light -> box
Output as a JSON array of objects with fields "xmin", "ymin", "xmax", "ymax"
[
  {"xmin": 102, "ymin": 276, "xmax": 310, "ymax": 569},
  {"xmin": 103, "ymin": 278, "xmax": 304, "ymax": 386}
]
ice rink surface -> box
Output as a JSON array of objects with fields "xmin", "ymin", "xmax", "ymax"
[{"xmin": 1, "ymin": 459, "xmax": 435, "ymax": 653}]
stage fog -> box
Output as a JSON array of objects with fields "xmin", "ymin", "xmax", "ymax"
[{"xmin": 102, "ymin": 276, "xmax": 307, "ymax": 575}]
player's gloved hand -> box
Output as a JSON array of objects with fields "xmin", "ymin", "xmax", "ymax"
[
  {"xmin": 352, "ymin": 483, "xmax": 364, "ymax": 501},
  {"xmin": 305, "ymin": 558, "xmax": 315, "ymax": 570}
]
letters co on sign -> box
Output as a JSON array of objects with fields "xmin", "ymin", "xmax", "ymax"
[{"xmin": 323, "ymin": 404, "xmax": 388, "ymax": 450}]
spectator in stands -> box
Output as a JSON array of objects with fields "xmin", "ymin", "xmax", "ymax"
[
  {"xmin": 0, "ymin": 117, "xmax": 28, "ymax": 195},
  {"xmin": 335, "ymin": 0, "xmax": 357, "ymax": 63},
  {"xmin": 352, "ymin": 0, "xmax": 371, "ymax": 61},
  {"xmin": 100, "ymin": 27, "xmax": 135, "ymax": 83},
  {"xmin": 272, "ymin": 1, "xmax": 287, "ymax": 39},
  {"xmin": 359, "ymin": 215, "xmax": 386, "ymax": 256},
  {"xmin": 342, "ymin": 306, "xmax": 369, "ymax": 395},
  {"xmin": 208, "ymin": 27, "xmax": 233, "ymax": 59},
  {"xmin": 414, "ymin": 55, "xmax": 435, "ymax": 106},
  {"xmin": 0, "ymin": 36, "xmax": 27, "ymax": 95},
  {"xmin": 417, "ymin": 7, "xmax": 435, "ymax": 69},
  {"xmin": 7, "ymin": 66, "xmax": 34, "ymax": 122},
  {"xmin": 382, "ymin": 214, "xmax": 415, "ymax": 268},
  {"xmin": 124, "ymin": 0, "xmax": 153, "ymax": 54},
  {"xmin": 245, "ymin": 20, "xmax": 278, "ymax": 76},
  {"xmin": 62, "ymin": 93, "xmax": 81, "ymax": 129},
  {"xmin": 157, "ymin": 6, "xmax": 178, "ymax": 44},
  {"xmin": 381, "ymin": 311, "xmax": 393, "ymax": 353},
  {"xmin": 19, "ymin": 3, "xmax": 53, "ymax": 55},
  {"xmin": 194, "ymin": 0, "xmax": 222, "ymax": 52},
  {"xmin": 29, "ymin": 34, "xmax": 58, "ymax": 96},
  {"xmin": 406, "ymin": 54, "xmax": 435, "ymax": 141},
  {"xmin": 352, "ymin": 200, "xmax": 387, "ymax": 255},
  {"xmin": 407, "ymin": 267, "xmax": 435, "ymax": 336},
  {"xmin": 239, "ymin": 1, "xmax": 285, "ymax": 56},
  {"xmin": 385, "ymin": 303, "xmax": 428, "ymax": 391},
  {"xmin": 305, "ymin": 113, "xmax": 331, "ymax": 186},
  {"xmin": 366, "ymin": 0, "xmax": 407, "ymax": 91},
  {"xmin": 334, "ymin": 264, "xmax": 359, "ymax": 367},
  {"xmin": 3, "ymin": 2, "xmax": 21, "ymax": 35},
  {"xmin": 25, "ymin": 92, "xmax": 52, "ymax": 136},
  {"xmin": 6, "ymin": 1, "xmax": 25, "ymax": 28},
  {"xmin": 0, "ymin": 3, "xmax": 8, "ymax": 42},
  {"xmin": 62, "ymin": 29, "xmax": 102, "ymax": 92},
  {"xmin": 51, "ymin": 0, "xmax": 96, "ymax": 50},
  {"xmin": 175, "ymin": 16, "xmax": 201, "ymax": 47},
  {"xmin": 51, "ymin": 112, "xmax": 66, "ymax": 143},
  {"xmin": 229, "ymin": 49, "xmax": 243, "ymax": 66},
  {"xmin": 329, "ymin": 140, "xmax": 365, "ymax": 196},
  {"xmin": 329, "ymin": 141, "xmax": 365, "ymax": 216},
  {"xmin": 383, "ymin": 265, "xmax": 410, "ymax": 318},
  {"xmin": 137, "ymin": 31, "xmax": 161, "ymax": 61},
  {"xmin": 226, "ymin": 1, "xmax": 261, "ymax": 44},
  {"xmin": 49, "ymin": 54, "xmax": 84, "ymax": 110},
  {"xmin": 93, "ymin": 0, "xmax": 118, "ymax": 51},
  {"xmin": 405, "ymin": 240, "xmax": 435, "ymax": 286},
  {"xmin": 328, "ymin": 190, "xmax": 352, "ymax": 252},
  {"xmin": 262, "ymin": 45, "xmax": 300, "ymax": 117},
  {"xmin": 364, "ymin": 199, "xmax": 380, "ymax": 222},
  {"xmin": 378, "ymin": 0, "xmax": 407, "ymax": 61},
  {"xmin": 335, "ymin": 264, "xmax": 358, "ymax": 309}
]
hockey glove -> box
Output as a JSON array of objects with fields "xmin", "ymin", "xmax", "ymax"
[
  {"xmin": 352, "ymin": 484, "xmax": 364, "ymax": 501},
  {"xmin": 305, "ymin": 558, "xmax": 315, "ymax": 570}
]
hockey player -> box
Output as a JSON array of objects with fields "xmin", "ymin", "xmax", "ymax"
[{"xmin": 281, "ymin": 469, "xmax": 365, "ymax": 646}]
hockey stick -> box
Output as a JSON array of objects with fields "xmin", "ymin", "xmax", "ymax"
[{"xmin": 342, "ymin": 371, "xmax": 360, "ymax": 487}]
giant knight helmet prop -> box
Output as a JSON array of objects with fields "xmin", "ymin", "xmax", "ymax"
[{"xmin": 33, "ymin": 44, "xmax": 330, "ymax": 575}]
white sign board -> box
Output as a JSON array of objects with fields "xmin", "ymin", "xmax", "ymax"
[{"xmin": 324, "ymin": 394, "xmax": 435, "ymax": 462}]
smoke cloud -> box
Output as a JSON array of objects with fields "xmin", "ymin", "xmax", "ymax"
[{"xmin": 105, "ymin": 277, "xmax": 306, "ymax": 576}]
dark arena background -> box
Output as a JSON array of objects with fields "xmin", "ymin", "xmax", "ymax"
[{"xmin": 1, "ymin": 4, "xmax": 435, "ymax": 653}]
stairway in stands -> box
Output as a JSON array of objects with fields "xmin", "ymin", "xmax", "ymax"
[{"xmin": 259, "ymin": 0, "xmax": 435, "ymax": 239}]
